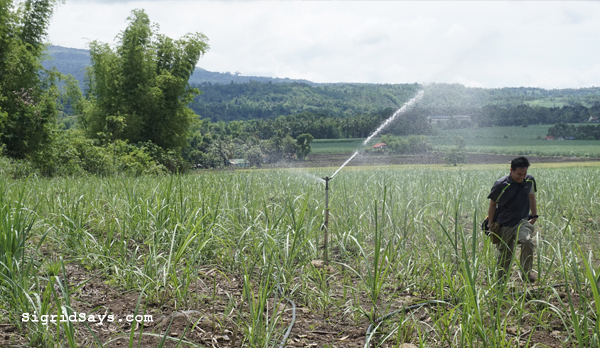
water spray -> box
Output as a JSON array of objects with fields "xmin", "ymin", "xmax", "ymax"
[{"xmin": 320, "ymin": 90, "xmax": 425, "ymax": 266}]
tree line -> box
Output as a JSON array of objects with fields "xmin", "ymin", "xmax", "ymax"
[
  {"xmin": 547, "ymin": 123, "xmax": 600, "ymax": 140},
  {"xmin": 471, "ymin": 103, "xmax": 600, "ymax": 127}
]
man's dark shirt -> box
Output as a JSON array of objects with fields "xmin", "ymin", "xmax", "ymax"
[{"xmin": 488, "ymin": 174, "xmax": 536, "ymax": 228}]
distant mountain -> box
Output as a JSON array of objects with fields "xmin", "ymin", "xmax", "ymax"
[
  {"xmin": 42, "ymin": 46, "xmax": 90, "ymax": 87},
  {"xmin": 42, "ymin": 45, "xmax": 316, "ymax": 88}
]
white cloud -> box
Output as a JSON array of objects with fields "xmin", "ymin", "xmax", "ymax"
[{"xmin": 46, "ymin": 1, "xmax": 600, "ymax": 88}]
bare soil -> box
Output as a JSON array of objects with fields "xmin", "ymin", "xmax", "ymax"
[{"xmin": 0, "ymin": 261, "xmax": 577, "ymax": 348}]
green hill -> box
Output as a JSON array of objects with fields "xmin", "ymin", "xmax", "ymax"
[
  {"xmin": 42, "ymin": 45, "xmax": 316, "ymax": 88},
  {"xmin": 43, "ymin": 45, "xmax": 600, "ymax": 123}
]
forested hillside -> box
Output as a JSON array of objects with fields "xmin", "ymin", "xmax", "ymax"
[
  {"xmin": 42, "ymin": 45, "xmax": 315, "ymax": 88},
  {"xmin": 45, "ymin": 45, "xmax": 600, "ymax": 123},
  {"xmin": 190, "ymin": 82, "xmax": 420, "ymax": 121}
]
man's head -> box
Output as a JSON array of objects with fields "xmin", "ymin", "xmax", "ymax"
[{"xmin": 510, "ymin": 156, "xmax": 530, "ymax": 183}]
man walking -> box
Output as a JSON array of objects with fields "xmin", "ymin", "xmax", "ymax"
[{"xmin": 488, "ymin": 157, "xmax": 539, "ymax": 283}]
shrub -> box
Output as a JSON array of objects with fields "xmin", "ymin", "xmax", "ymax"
[
  {"xmin": 135, "ymin": 141, "xmax": 187, "ymax": 173},
  {"xmin": 0, "ymin": 155, "xmax": 38, "ymax": 179},
  {"xmin": 112, "ymin": 140, "xmax": 167, "ymax": 176},
  {"xmin": 245, "ymin": 146, "xmax": 263, "ymax": 167},
  {"xmin": 30, "ymin": 131, "xmax": 114, "ymax": 176}
]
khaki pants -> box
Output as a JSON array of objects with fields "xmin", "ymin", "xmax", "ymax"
[{"xmin": 496, "ymin": 219, "xmax": 535, "ymax": 281}]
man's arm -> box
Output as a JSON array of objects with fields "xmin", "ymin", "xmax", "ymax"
[
  {"xmin": 529, "ymin": 193, "xmax": 538, "ymax": 224},
  {"xmin": 488, "ymin": 200, "xmax": 497, "ymax": 223}
]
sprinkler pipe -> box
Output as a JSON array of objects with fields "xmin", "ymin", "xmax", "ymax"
[
  {"xmin": 277, "ymin": 283, "xmax": 297, "ymax": 348},
  {"xmin": 322, "ymin": 176, "xmax": 331, "ymax": 265}
]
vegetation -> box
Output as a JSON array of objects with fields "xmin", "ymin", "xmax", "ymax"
[
  {"xmin": 1, "ymin": 7, "xmax": 211, "ymax": 175},
  {"xmin": 43, "ymin": 45, "xmax": 317, "ymax": 89},
  {"xmin": 430, "ymin": 124, "xmax": 600, "ymax": 158},
  {"xmin": 0, "ymin": 0, "xmax": 60, "ymax": 159},
  {"xmin": 295, "ymin": 133, "xmax": 314, "ymax": 161},
  {"xmin": 375, "ymin": 134, "xmax": 433, "ymax": 155},
  {"xmin": 4, "ymin": 5, "xmax": 600, "ymax": 175},
  {"xmin": 78, "ymin": 9, "xmax": 209, "ymax": 150},
  {"xmin": 2, "ymin": 6, "xmax": 599, "ymax": 346},
  {"xmin": 310, "ymin": 138, "xmax": 366, "ymax": 154},
  {"xmin": 444, "ymin": 136, "xmax": 467, "ymax": 166},
  {"xmin": 548, "ymin": 123, "xmax": 600, "ymax": 140},
  {"xmin": 189, "ymin": 82, "xmax": 420, "ymax": 122},
  {"xmin": 1, "ymin": 165, "xmax": 599, "ymax": 346}
]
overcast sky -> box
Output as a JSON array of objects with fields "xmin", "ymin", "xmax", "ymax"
[{"xmin": 47, "ymin": 1, "xmax": 600, "ymax": 89}]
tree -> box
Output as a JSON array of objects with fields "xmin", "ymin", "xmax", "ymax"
[
  {"xmin": 444, "ymin": 136, "xmax": 467, "ymax": 166},
  {"xmin": 0, "ymin": 0, "xmax": 59, "ymax": 159},
  {"xmin": 379, "ymin": 134, "xmax": 408, "ymax": 154},
  {"xmin": 244, "ymin": 146, "xmax": 263, "ymax": 167},
  {"xmin": 78, "ymin": 9, "xmax": 209, "ymax": 150},
  {"xmin": 296, "ymin": 133, "xmax": 313, "ymax": 160}
]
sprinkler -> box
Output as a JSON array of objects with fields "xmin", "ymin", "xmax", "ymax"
[{"xmin": 321, "ymin": 176, "xmax": 331, "ymax": 265}]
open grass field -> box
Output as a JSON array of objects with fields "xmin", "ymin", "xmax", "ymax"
[
  {"xmin": 311, "ymin": 125, "xmax": 600, "ymax": 158},
  {"xmin": 524, "ymin": 100, "xmax": 569, "ymax": 108},
  {"xmin": 1, "ymin": 164, "xmax": 599, "ymax": 347},
  {"xmin": 430, "ymin": 125, "xmax": 600, "ymax": 158},
  {"xmin": 311, "ymin": 138, "xmax": 368, "ymax": 154}
]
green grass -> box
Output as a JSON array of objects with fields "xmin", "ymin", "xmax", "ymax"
[
  {"xmin": 431, "ymin": 124, "xmax": 600, "ymax": 157},
  {"xmin": 311, "ymin": 138, "xmax": 368, "ymax": 154},
  {"xmin": 524, "ymin": 100, "xmax": 569, "ymax": 108},
  {"xmin": 311, "ymin": 124, "xmax": 600, "ymax": 158}
]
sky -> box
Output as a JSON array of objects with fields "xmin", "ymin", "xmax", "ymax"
[{"xmin": 46, "ymin": 1, "xmax": 600, "ymax": 89}]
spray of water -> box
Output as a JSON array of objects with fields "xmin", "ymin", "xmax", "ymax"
[
  {"xmin": 329, "ymin": 90, "xmax": 424, "ymax": 179},
  {"xmin": 362, "ymin": 90, "xmax": 424, "ymax": 146},
  {"xmin": 302, "ymin": 172, "xmax": 326, "ymax": 184},
  {"xmin": 330, "ymin": 150, "xmax": 359, "ymax": 179}
]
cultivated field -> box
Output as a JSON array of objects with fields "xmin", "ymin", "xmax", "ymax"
[
  {"xmin": 1, "ymin": 165, "xmax": 599, "ymax": 347},
  {"xmin": 430, "ymin": 125, "xmax": 600, "ymax": 158},
  {"xmin": 311, "ymin": 139, "xmax": 368, "ymax": 154},
  {"xmin": 311, "ymin": 125, "xmax": 600, "ymax": 158}
]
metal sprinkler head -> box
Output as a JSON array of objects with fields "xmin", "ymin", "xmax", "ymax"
[{"xmin": 321, "ymin": 176, "xmax": 331, "ymax": 190}]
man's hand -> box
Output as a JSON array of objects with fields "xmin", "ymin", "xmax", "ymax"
[{"xmin": 529, "ymin": 193, "xmax": 538, "ymax": 225}]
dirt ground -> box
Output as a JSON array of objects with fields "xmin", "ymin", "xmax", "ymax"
[
  {"xmin": 282, "ymin": 152, "xmax": 600, "ymax": 169},
  {"xmin": 0, "ymin": 261, "xmax": 576, "ymax": 348}
]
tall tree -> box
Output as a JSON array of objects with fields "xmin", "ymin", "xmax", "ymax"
[
  {"xmin": 78, "ymin": 9, "xmax": 209, "ymax": 150},
  {"xmin": 0, "ymin": 0, "xmax": 59, "ymax": 158}
]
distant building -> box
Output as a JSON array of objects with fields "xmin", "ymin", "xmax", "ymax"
[
  {"xmin": 543, "ymin": 136, "xmax": 555, "ymax": 140},
  {"xmin": 589, "ymin": 116, "xmax": 599, "ymax": 123},
  {"xmin": 372, "ymin": 143, "xmax": 387, "ymax": 149}
]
